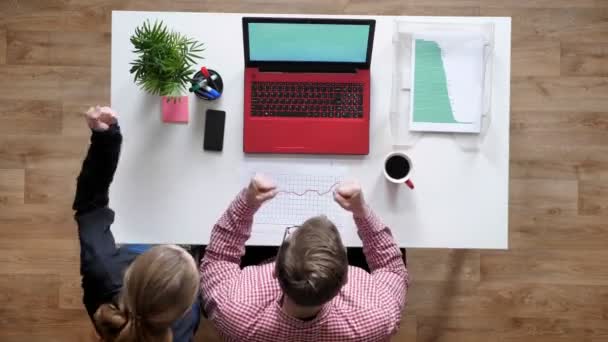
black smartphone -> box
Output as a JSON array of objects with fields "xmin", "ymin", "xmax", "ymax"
[{"xmin": 203, "ymin": 109, "xmax": 226, "ymax": 151}]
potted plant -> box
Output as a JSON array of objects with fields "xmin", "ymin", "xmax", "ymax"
[{"xmin": 130, "ymin": 20, "xmax": 204, "ymax": 123}]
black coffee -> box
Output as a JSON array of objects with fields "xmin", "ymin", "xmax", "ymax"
[{"xmin": 385, "ymin": 155, "xmax": 410, "ymax": 179}]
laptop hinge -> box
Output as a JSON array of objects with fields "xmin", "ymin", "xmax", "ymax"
[{"xmin": 258, "ymin": 64, "xmax": 358, "ymax": 74}]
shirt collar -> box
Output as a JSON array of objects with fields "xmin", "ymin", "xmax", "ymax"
[{"xmin": 274, "ymin": 294, "xmax": 333, "ymax": 328}]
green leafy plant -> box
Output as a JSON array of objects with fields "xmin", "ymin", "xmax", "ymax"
[{"xmin": 130, "ymin": 20, "xmax": 204, "ymax": 98}]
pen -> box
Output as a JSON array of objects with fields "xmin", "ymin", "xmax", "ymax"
[{"xmin": 201, "ymin": 67, "xmax": 219, "ymax": 90}]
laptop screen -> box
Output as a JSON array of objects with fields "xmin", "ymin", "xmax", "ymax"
[{"xmin": 247, "ymin": 22, "xmax": 372, "ymax": 63}]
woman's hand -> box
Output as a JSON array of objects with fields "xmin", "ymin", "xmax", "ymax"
[{"xmin": 86, "ymin": 106, "xmax": 117, "ymax": 132}]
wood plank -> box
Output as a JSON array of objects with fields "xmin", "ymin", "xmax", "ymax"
[
  {"xmin": 512, "ymin": 111, "xmax": 608, "ymax": 134},
  {"xmin": 561, "ymin": 43, "xmax": 608, "ymax": 77},
  {"xmin": 196, "ymin": 0, "xmax": 349, "ymax": 14},
  {"xmin": 577, "ymin": 159, "xmax": 608, "ymax": 182},
  {"xmin": 407, "ymin": 249, "xmax": 480, "ymax": 282},
  {"xmin": 62, "ymin": 102, "xmax": 91, "ymax": 136},
  {"xmin": 510, "ymin": 160, "xmax": 578, "ymax": 180},
  {"xmin": 0, "ymin": 221, "xmax": 76, "ymax": 240},
  {"xmin": 0, "ymin": 169, "xmax": 24, "ymax": 204},
  {"xmin": 0, "ymin": 100, "xmax": 62, "ymax": 135},
  {"xmin": 0, "ymin": 0, "xmax": 17, "ymax": 17},
  {"xmin": 5, "ymin": 10, "xmax": 110, "ymax": 32},
  {"xmin": 583, "ymin": 320, "xmax": 608, "ymax": 341},
  {"xmin": 479, "ymin": 8, "xmax": 608, "ymax": 43},
  {"xmin": 477, "ymin": 282, "xmax": 608, "ymax": 321},
  {"xmin": 6, "ymin": 31, "xmax": 49, "ymax": 65},
  {"xmin": 7, "ymin": 30, "xmax": 110, "ymax": 66},
  {"xmin": 0, "ymin": 135, "xmax": 87, "ymax": 169},
  {"xmin": 512, "ymin": 39, "xmax": 561, "ymax": 77},
  {"xmin": 0, "ymin": 328, "xmax": 95, "ymax": 342},
  {"xmin": 0, "ymin": 65, "xmax": 61, "ymax": 101},
  {"xmin": 0, "ymin": 238, "xmax": 78, "ymax": 275},
  {"xmin": 511, "ymin": 135, "xmax": 608, "ymax": 163},
  {"xmin": 0, "ymin": 28, "xmax": 6, "ymax": 64},
  {"xmin": 0, "ymin": 0, "xmax": 73, "ymax": 16},
  {"xmin": 511, "ymin": 77, "xmax": 608, "ymax": 112},
  {"xmin": 399, "ymin": 6, "xmax": 480, "ymax": 16},
  {"xmin": 25, "ymin": 168, "xmax": 79, "ymax": 205},
  {"xmin": 343, "ymin": 0, "xmax": 480, "ymax": 15},
  {"xmin": 481, "ymin": 250, "xmax": 608, "ymax": 285},
  {"xmin": 407, "ymin": 0, "xmax": 479, "ymax": 7},
  {"xmin": 417, "ymin": 316, "xmax": 585, "ymax": 342},
  {"xmin": 510, "ymin": 208, "xmax": 608, "ymax": 249},
  {"xmin": 58, "ymin": 274, "xmax": 82, "ymax": 310},
  {"xmin": 122, "ymin": 0, "xmax": 208, "ymax": 12},
  {"xmin": 48, "ymin": 31, "xmax": 110, "ymax": 67},
  {"xmin": 0, "ymin": 274, "xmax": 60, "ymax": 309},
  {"xmin": 579, "ymin": 181, "xmax": 608, "ymax": 216},
  {"xmin": 511, "ymin": 131, "xmax": 608, "ymax": 152},
  {"xmin": 343, "ymin": 0, "xmax": 404, "ymax": 14},
  {"xmin": 0, "ymin": 6, "xmax": 113, "ymax": 33},
  {"xmin": 481, "ymin": 0, "xmax": 604, "ymax": 8},
  {"xmin": 0, "ymin": 65, "xmax": 109, "ymax": 102},
  {"xmin": 0, "ymin": 202, "xmax": 73, "ymax": 228},
  {"xmin": 59, "ymin": 66, "xmax": 110, "ymax": 102},
  {"xmin": 409, "ymin": 280, "xmax": 608, "ymax": 320},
  {"xmin": 407, "ymin": 280, "xmax": 480, "ymax": 318},
  {"xmin": 392, "ymin": 315, "xmax": 417, "ymax": 342},
  {"xmin": 0, "ymin": 308, "xmax": 91, "ymax": 340},
  {"xmin": 510, "ymin": 179, "xmax": 578, "ymax": 212},
  {"xmin": 511, "ymin": 111, "xmax": 608, "ymax": 147},
  {"xmin": 0, "ymin": 203, "xmax": 75, "ymax": 240},
  {"xmin": 510, "ymin": 110, "xmax": 608, "ymax": 177}
]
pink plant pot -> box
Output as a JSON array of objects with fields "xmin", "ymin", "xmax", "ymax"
[{"xmin": 161, "ymin": 96, "xmax": 189, "ymax": 123}]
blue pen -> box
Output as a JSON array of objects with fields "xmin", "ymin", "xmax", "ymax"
[{"xmin": 203, "ymin": 85, "xmax": 221, "ymax": 99}]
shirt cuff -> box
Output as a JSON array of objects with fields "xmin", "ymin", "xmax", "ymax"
[
  {"xmin": 91, "ymin": 123, "xmax": 121, "ymax": 142},
  {"xmin": 353, "ymin": 205, "xmax": 385, "ymax": 235},
  {"xmin": 233, "ymin": 188, "xmax": 259, "ymax": 218}
]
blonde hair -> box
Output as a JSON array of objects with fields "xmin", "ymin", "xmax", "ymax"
[
  {"xmin": 275, "ymin": 216, "xmax": 348, "ymax": 307},
  {"xmin": 93, "ymin": 245, "xmax": 200, "ymax": 342}
]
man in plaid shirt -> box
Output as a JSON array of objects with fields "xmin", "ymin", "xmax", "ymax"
[{"xmin": 200, "ymin": 175, "xmax": 409, "ymax": 341}]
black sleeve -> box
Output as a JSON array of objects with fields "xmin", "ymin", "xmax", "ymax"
[
  {"xmin": 77, "ymin": 208, "xmax": 130, "ymax": 319},
  {"xmin": 73, "ymin": 124, "xmax": 122, "ymax": 215}
]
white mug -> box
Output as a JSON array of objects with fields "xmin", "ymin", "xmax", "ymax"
[{"xmin": 383, "ymin": 151, "xmax": 414, "ymax": 189}]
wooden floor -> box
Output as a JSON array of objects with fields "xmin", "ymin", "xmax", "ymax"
[{"xmin": 1, "ymin": 0, "xmax": 607, "ymax": 341}]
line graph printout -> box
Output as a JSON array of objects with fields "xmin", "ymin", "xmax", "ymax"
[
  {"xmin": 409, "ymin": 31, "xmax": 486, "ymax": 133},
  {"xmin": 244, "ymin": 163, "xmax": 350, "ymax": 235}
]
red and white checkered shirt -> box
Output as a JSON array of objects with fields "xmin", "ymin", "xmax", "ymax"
[{"xmin": 200, "ymin": 190, "xmax": 409, "ymax": 342}]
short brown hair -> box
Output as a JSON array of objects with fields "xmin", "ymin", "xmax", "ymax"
[
  {"xmin": 275, "ymin": 216, "xmax": 348, "ymax": 307},
  {"xmin": 93, "ymin": 245, "xmax": 200, "ymax": 342}
]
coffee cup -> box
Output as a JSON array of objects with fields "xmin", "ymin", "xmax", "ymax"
[{"xmin": 383, "ymin": 152, "xmax": 414, "ymax": 189}]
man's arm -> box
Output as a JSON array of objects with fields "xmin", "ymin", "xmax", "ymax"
[
  {"xmin": 334, "ymin": 182, "xmax": 408, "ymax": 335},
  {"xmin": 73, "ymin": 123, "xmax": 122, "ymax": 215},
  {"xmin": 200, "ymin": 176, "xmax": 277, "ymax": 318},
  {"xmin": 355, "ymin": 207, "xmax": 408, "ymax": 297},
  {"xmin": 354, "ymin": 207, "xmax": 408, "ymax": 334}
]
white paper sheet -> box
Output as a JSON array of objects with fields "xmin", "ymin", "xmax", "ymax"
[
  {"xmin": 244, "ymin": 162, "xmax": 350, "ymax": 238},
  {"xmin": 409, "ymin": 31, "xmax": 486, "ymax": 133}
]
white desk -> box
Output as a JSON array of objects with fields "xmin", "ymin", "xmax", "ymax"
[{"xmin": 110, "ymin": 11, "xmax": 511, "ymax": 249}]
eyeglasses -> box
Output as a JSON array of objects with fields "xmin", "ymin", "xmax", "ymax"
[{"xmin": 282, "ymin": 225, "xmax": 300, "ymax": 243}]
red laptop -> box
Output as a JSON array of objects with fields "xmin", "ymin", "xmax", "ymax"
[{"xmin": 242, "ymin": 17, "xmax": 376, "ymax": 154}]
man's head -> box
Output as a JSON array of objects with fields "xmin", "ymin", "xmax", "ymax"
[{"xmin": 275, "ymin": 216, "xmax": 348, "ymax": 307}]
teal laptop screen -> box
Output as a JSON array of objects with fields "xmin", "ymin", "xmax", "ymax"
[{"xmin": 248, "ymin": 22, "xmax": 370, "ymax": 63}]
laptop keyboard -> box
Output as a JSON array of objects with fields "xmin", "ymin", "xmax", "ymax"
[{"xmin": 251, "ymin": 82, "xmax": 364, "ymax": 118}]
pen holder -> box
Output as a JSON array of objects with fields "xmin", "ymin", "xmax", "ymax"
[{"xmin": 189, "ymin": 69, "xmax": 224, "ymax": 101}]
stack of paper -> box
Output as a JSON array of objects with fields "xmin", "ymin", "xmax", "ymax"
[{"xmin": 409, "ymin": 31, "xmax": 487, "ymax": 133}]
